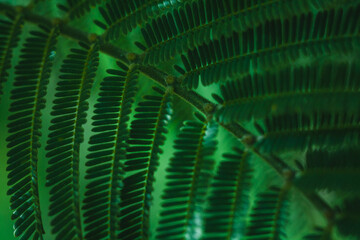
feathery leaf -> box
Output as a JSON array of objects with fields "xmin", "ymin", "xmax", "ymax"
[
  {"xmin": 245, "ymin": 186, "xmax": 289, "ymax": 240},
  {"xmin": 6, "ymin": 24, "xmax": 59, "ymax": 240},
  {"xmin": 156, "ymin": 117, "xmax": 218, "ymax": 239},
  {"xmin": 46, "ymin": 41, "xmax": 99, "ymax": 240},
  {"xmin": 203, "ymin": 148, "xmax": 252, "ymax": 240},
  {"xmin": 294, "ymin": 148, "xmax": 360, "ymax": 192},
  {"xmin": 175, "ymin": 4, "xmax": 360, "ymax": 88},
  {"xmin": 118, "ymin": 86, "xmax": 172, "ymax": 240},
  {"xmin": 214, "ymin": 61, "xmax": 360, "ymax": 124},
  {"xmin": 141, "ymin": 0, "xmax": 356, "ymax": 65},
  {"xmin": 254, "ymin": 112, "xmax": 360, "ymax": 153},
  {"xmin": 58, "ymin": 0, "xmax": 102, "ymax": 20},
  {"xmin": 83, "ymin": 62, "xmax": 139, "ymax": 240},
  {"xmin": 94, "ymin": 0, "xmax": 181, "ymax": 41}
]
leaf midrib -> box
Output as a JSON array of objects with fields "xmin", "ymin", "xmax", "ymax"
[
  {"xmin": 70, "ymin": 42, "xmax": 96, "ymax": 239},
  {"xmin": 108, "ymin": 66, "xmax": 135, "ymax": 239},
  {"xmin": 29, "ymin": 26, "xmax": 57, "ymax": 238},
  {"xmin": 138, "ymin": 91, "xmax": 169, "ymax": 239}
]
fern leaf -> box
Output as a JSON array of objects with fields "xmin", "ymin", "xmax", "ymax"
[
  {"xmin": 294, "ymin": 148, "xmax": 360, "ymax": 192},
  {"xmin": 175, "ymin": 4, "xmax": 360, "ymax": 88},
  {"xmin": 58, "ymin": 0, "xmax": 102, "ymax": 20},
  {"xmin": 94, "ymin": 0, "xmax": 180, "ymax": 41},
  {"xmin": 156, "ymin": 116, "xmax": 218, "ymax": 239},
  {"xmin": 82, "ymin": 62, "xmax": 139, "ymax": 240},
  {"xmin": 141, "ymin": 0, "xmax": 355, "ymax": 65},
  {"xmin": 203, "ymin": 148, "xmax": 252, "ymax": 240},
  {"xmin": 245, "ymin": 186, "xmax": 289, "ymax": 240},
  {"xmin": 255, "ymin": 112, "xmax": 360, "ymax": 153},
  {"xmin": 45, "ymin": 41, "xmax": 99, "ymax": 240},
  {"xmin": 335, "ymin": 198, "xmax": 360, "ymax": 238},
  {"xmin": 6, "ymin": 24, "xmax": 59, "ymax": 239},
  {"xmin": 118, "ymin": 86, "xmax": 172, "ymax": 240},
  {"xmin": 214, "ymin": 61, "xmax": 360, "ymax": 124},
  {"xmin": 0, "ymin": 13, "xmax": 23, "ymax": 98}
]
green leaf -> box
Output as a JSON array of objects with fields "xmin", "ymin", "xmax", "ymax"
[
  {"xmin": 156, "ymin": 118, "xmax": 218, "ymax": 239},
  {"xmin": 245, "ymin": 186, "xmax": 289, "ymax": 240},
  {"xmin": 94, "ymin": 0, "xmax": 182, "ymax": 41},
  {"xmin": 294, "ymin": 148, "xmax": 360, "ymax": 192},
  {"xmin": 83, "ymin": 62, "xmax": 139, "ymax": 239},
  {"xmin": 46, "ymin": 41, "xmax": 99, "ymax": 240},
  {"xmin": 57, "ymin": 0, "xmax": 102, "ymax": 20},
  {"xmin": 142, "ymin": 0, "xmax": 356, "ymax": 65},
  {"xmin": 6, "ymin": 24, "xmax": 59, "ymax": 239},
  {"xmin": 176, "ymin": 4, "xmax": 360, "ymax": 88},
  {"xmin": 203, "ymin": 148, "xmax": 253, "ymax": 240},
  {"xmin": 118, "ymin": 86, "xmax": 172, "ymax": 239},
  {"xmin": 254, "ymin": 112, "xmax": 360, "ymax": 153},
  {"xmin": 215, "ymin": 61, "xmax": 360, "ymax": 124}
]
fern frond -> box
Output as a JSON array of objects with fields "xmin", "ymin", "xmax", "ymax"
[
  {"xmin": 45, "ymin": 41, "xmax": 99, "ymax": 240},
  {"xmin": 156, "ymin": 115, "xmax": 218, "ymax": 239},
  {"xmin": 335, "ymin": 198, "xmax": 360, "ymax": 238},
  {"xmin": 175, "ymin": 4, "xmax": 360, "ymax": 88},
  {"xmin": 254, "ymin": 112, "xmax": 360, "ymax": 153},
  {"xmin": 58, "ymin": 0, "xmax": 102, "ymax": 20},
  {"xmin": 6, "ymin": 24, "xmax": 59, "ymax": 239},
  {"xmin": 94, "ymin": 0, "xmax": 180, "ymax": 41},
  {"xmin": 302, "ymin": 227, "xmax": 332, "ymax": 240},
  {"xmin": 203, "ymin": 148, "xmax": 252, "ymax": 240},
  {"xmin": 0, "ymin": 13, "xmax": 23, "ymax": 98},
  {"xmin": 294, "ymin": 149, "xmax": 360, "ymax": 192},
  {"xmin": 118, "ymin": 86, "xmax": 172, "ymax": 240},
  {"xmin": 82, "ymin": 62, "xmax": 138, "ymax": 240},
  {"xmin": 213, "ymin": 61, "xmax": 360, "ymax": 124},
  {"xmin": 141, "ymin": 0, "xmax": 355, "ymax": 65},
  {"xmin": 245, "ymin": 186, "xmax": 289, "ymax": 240}
]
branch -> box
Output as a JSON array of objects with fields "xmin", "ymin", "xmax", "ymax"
[{"xmin": 0, "ymin": 1, "xmax": 334, "ymax": 221}]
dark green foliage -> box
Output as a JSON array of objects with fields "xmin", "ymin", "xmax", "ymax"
[
  {"xmin": 335, "ymin": 198, "xmax": 360, "ymax": 238},
  {"xmin": 175, "ymin": 3, "xmax": 360, "ymax": 88},
  {"xmin": 94, "ymin": 0, "xmax": 180, "ymax": 40},
  {"xmin": 141, "ymin": 0, "xmax": 354, "ymax": 65},
  {"xmin": 118, "ymin": 86, "xmax": 172, "ymax": 240},
  {"xmin": 156, "ymin": 115, "xmax": 218, "ymax": 239},
  {"xmin": 213, "ymin": 61, "xmax": 360, "ymax": 124},
  {"xmin": 6, "ymin": 24, "xmax": 59, "ymax": 239},
  {"xmin": 246, "ymin": 186, "xmax": 289, "ymax": 240},
  {"xmin": 58, "ymin": 0, "xmax": 102, "ymax": 20},
  {"xmin": 83, "ymin": 62, "xmax": 139, "ymax": 240},
  {"xmin": 203, "ymin": 148, "xmax": 252, "ymax": 240},
  {"xmin": 1, "ymin": 0, "xmax": 360, "ymax": 239},
  {"xmin": 294, "ymin": 149, "xmax": 360, "ymax": 192},
  {"xmin": 45, "ymin": 41, "xmax": 99, "ymax": 240},
  {"xmin": 254, "ymin": 112, "xmax": 360, "ymax": 153},
  {"xmin": 0, "ymin": 13, "xmax": 23, "ymax": 97}
]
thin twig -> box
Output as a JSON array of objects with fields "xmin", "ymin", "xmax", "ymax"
[{"xmin": 0, "ymin": 1, "xmax": 334, "ymax": 220}]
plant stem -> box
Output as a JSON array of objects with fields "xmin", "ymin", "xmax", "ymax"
[{"xmin": 0, "ymin": 1, "xmax": 334, "ymax": 222}]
